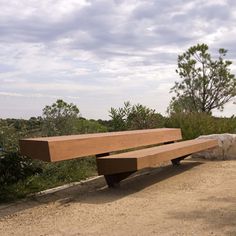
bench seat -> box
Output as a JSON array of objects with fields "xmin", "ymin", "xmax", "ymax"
[
  {"xmin": 19, "ymin": 128, "xmax": 218, "ymax": 187},
  {"xmin": 19, "ymin": 128, "xmax": 182, "ymax": 162},
  {"xmin": 97, "ymin": 139, "xmax": 218, "ymax": 176}
]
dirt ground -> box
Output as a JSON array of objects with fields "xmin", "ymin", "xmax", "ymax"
[{"xmin": 0, "ymin": 158, "xmax": 236, "ymax": 236}]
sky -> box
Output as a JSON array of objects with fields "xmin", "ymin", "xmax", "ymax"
[{"xmin": 0, "ymin": 0, "xmax": 236, "ymax": 120}]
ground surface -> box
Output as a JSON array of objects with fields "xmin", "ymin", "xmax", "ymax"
[{"xmin": 0, "ymin": 158, "xmax": 236, "ymax": 236}]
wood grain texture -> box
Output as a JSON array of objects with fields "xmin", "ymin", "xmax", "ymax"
[
  {"xmin": 96, "ymin": 139, "xmax": 218, "ymax": 175},
  {"xmin": 19, "ymin": 128, "xmax": 182, "ymax": 162}
]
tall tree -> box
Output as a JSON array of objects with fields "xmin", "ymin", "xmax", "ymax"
[
  {"xmin": 169, "ymin": 43, "xmax": 236, "ymax": 114},
  {"xmin": 42, "ymin": 99, "xmax": 80, "ymax": 136}
]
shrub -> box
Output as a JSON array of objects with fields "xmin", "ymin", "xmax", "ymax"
[
  {"xmin": 165, "ymin": 113, "xmax": 236, "ymax": 140},
  {"xmin": 0, "ymin": 157, "xmax": 96, "ymax": 203},
  {"xmin": 42, "ymin": 99, "xmax": 80, "ymax": 136},
  {"xmin": 76, "ymin": 118, "xmax": 108, "ymax": 133},
  {"xmin": 109, "ymin": 101, "xmax": 165, "ymax": 131},
  {"xmin": 0, "ymin": 152, "xmax": 43, "ymax": 186}
]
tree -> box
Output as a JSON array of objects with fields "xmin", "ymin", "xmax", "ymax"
[
  {"xmin": 109, "ymin": 101, "xmax": 164, "ymax": 131},
  {"xmin": 42, "ymin": 99, "xmax": 80, "ymax": 136},
  {"xmin": 167, "ymin": 96, "xmax": 197, "ymax": 114},
  {"xmin": 169, "ymin": 43, "xmax": 236, "ymax": 114},
  {"xmin": 109, "ymin": 102, "xmax": 131, "ymax": 131},
  {"xmin": 76, "ymin": 119, "xmax": 108, "ymax": 134}
]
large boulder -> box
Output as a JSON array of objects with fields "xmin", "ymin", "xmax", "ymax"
[{"xmin": 192, "ymin": 134, "xmax": 236, "ymax": 160}]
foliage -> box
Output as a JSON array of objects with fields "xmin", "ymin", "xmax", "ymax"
[
  {"xmin": 166, "ymin": 112, "xmax": 236, "ymax": 140},
  {"xmin": 170, "ymin": 43, "xmax": 236, "ymax": 114},
  {"xmin": 109, "ymin": 101, "xmax": 131, "ymax": 131},
  {"xmin": 1, "ymin": 97, "xmax": 236, "ymax": 203},
  {"xmin": 0, "ymin": 152, "xmax": 42, "ymax": 186},
  {"xmin": 0, "ymin": 99, "xmax": 108, "ymax": 203},
  {"xmin": 42, "ymin": 99, "xmax": 80, "ymax": 136},
  {"xmin": 76, "ymin": 118, "xmax": 108, "ymax": 133},
  {"xmin": 109, "ymin": 101, "xmax": 165, "ymax": 131},
  {"xmin": 167, "ymin": 96, "xmax": 196, "ymax": 115},
  {"xmin": 0, "ymin": 119, "xmax": 29, "ymax": 153},
  {"xmin": 0, "ymin": 157, "xmax": 96, "ymax": 202},
  {"xmin": 97, "ymin": 119, "xmax": 114, "ymax": 131}
]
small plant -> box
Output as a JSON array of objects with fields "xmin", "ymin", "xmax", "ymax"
[
  {"xmin": 0, "ymin": 152, "xmax": 43, "ymax": 186},
  {"xmin": 165, "ymin": 112, "xmax": 236, "ymax": 140},
  {"xmin": 109, "ymin": 101, "xmax": 165, "ymax": 131}
]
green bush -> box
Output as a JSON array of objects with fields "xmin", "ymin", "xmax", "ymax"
[
  {"xmin": 165, "ymin": 113, "xmax": 236, "ymax": 140},
  {"xmin": 42, "ymin": 99, "xmax": 80, "ymax": 136},
  {"xmin": 76, "ymin": 118, "xmax": 108, "ymax": 133},
  {"xmin": 109, "ymin": 101, "xmax": 165, "ymax": 131},
  {"xmin": 0, "ymin": 152, "xmax": 43, "ymax": 186},
  {"xmin": 1, "ymin": 99, "xmax": 236, "ymax": 203},
  {"xmin": 0, "ymin": 157, "xmax": 96, "ymax": 202},
  {"xmin": 0, "ymin": 114, "xmax": 101, "ymax": 203}
]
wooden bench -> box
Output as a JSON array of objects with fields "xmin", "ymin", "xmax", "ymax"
[{"xmin": 19, "ymin": 128, "xmax": 218, "ymax": 187}]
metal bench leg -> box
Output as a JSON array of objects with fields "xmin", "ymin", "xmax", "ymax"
[
  {"xmin": 104, "ymin": 171, "xmax": 136, "ymax": 188},
  {"xmin": 171, "ymin": 155, "xmax": 189, "ymax": 166},
  {"xmin": 164, "ymin": 141, "xmax": 188, "ymax": 166},
  {"xmin": 96, "ymin": 153, "xmax": 135, "ymax": 187}
]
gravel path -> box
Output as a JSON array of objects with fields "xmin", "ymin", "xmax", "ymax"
[{"xmin": 0, "ymin": 159, "xmax": 236, "ymax": 236}]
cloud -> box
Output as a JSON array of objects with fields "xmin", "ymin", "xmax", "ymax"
[
  {"xmin": 0, "ymin": 92, "xmax": 80, "ymax": 99},
  {"xmin": 0, "ymin": 0, "xmax": 235, "ymax": 119}
]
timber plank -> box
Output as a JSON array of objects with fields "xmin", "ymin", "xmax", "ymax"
[
  {"xmin": 96, "ymin": 139, "xmax": 218, "ymax": 175},
  {"xmin": 19, "ymin": 128, "xmax": 182, "ymax": 162}
]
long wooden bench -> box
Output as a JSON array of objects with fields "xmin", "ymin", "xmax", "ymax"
[{"xmin": 19, "ymin": 128, "xmax": 218, "ymax": 187}]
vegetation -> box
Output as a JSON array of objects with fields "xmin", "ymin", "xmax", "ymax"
[
  {"xmin": 0, "ymin": 100, "xmax": 106, "ymax": 203},
  {"xmin": 166, "ymin": 112, "xmax": 236, "ymax": 140},
  {"xmin": 169, "ymin": 43, "xmax": 236, "ymax": 114},
  {"xmin": 109, "ymin": 101, "xmax": 165, "ymax": 131},
  {"xmin": 1, "ymin": 99, "xmax": 236, "ymax": 203},
  {"xmin": 0, "ymin": 157, "xmax": 96, "ymax": 202},
  {"xmin": 1, "ymin": 43, "xmax": 235, "ymax": 203},
  {"xmin": 42, "ymin": 99, "xmax": 80, "ymax": 136}
]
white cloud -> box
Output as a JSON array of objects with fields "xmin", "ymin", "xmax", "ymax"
[
  {"xmin": 0, "ymin": 0, "xmax": 235, "ymax": 119},
  {"xmin": 0, "ymin": 92, "xmax": 80, "ymax": 99}
]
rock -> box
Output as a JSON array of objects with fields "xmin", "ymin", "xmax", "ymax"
[{"xmin": 192, "ymin": 134, "xmax": 236, "ymax": 160}]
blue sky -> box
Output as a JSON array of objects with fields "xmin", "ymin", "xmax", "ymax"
[{"xmin": 0, "ymin": 0, "xmax": 236, "ymax": 119}]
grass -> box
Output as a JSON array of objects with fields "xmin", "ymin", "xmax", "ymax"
[{"xmin": 0, "ymin": 157, "xmax": 97, "ymax": 203}]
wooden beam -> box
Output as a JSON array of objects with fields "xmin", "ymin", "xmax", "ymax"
[
  {"xmin": 19, "ymin": 128, "xmax": 182, "ymax": 162},
  {"xmin": 96, "ymin": 139, "xmax": 218, "ymax": 175}
]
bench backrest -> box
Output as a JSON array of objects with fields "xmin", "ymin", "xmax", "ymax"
[{"xmin": 19, "ymin": 128, "xmax": 182, "ymax": 162}]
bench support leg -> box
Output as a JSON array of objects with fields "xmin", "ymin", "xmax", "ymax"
[
  {"xmin": 96, "ymin": 153, "xmax": 110, "ymax": 158},
  {"xmin": 104, "ymin": 171, "xmax": 136, "ymax": 188},
  {"xmin": 171, "ymin": 155, "xmax": 189, "ymax": 166},
  {"xmin": 96, "ymin": 153, "xmax": 135, "ymax": 187},
  {"xmin": 164, "ymin": 141, "xmax": 187, "ymax": 166}
]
